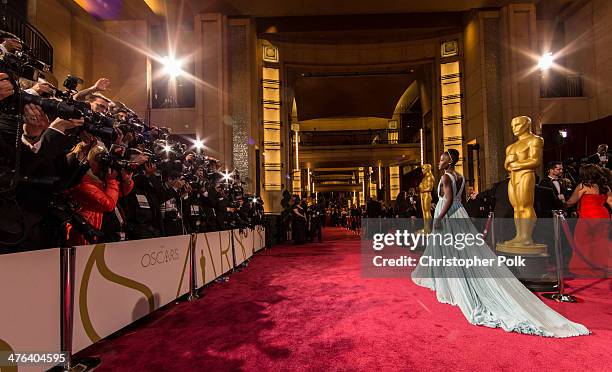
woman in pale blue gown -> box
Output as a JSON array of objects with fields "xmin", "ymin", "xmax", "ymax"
[{"xmin": 412, "ymin": 149, "xmax": 589, "ymax": 337}]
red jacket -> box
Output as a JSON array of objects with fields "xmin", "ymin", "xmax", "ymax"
[{"xmin": 68, "ymin": 173, "xmax": 133, "ymax": 245}]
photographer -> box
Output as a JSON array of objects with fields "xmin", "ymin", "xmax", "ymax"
[
  {"xmin": 0, "ymin": 34, "xmax": 263, "ymax": 249},
  {"xmin": 122, "ymin": 158, "xmax": 170, "ymax": 239},
  {"xmin": 161, "ymin": 175, "xmax": 190, "ymax": 236},
  {"xmin": 209, "ymin": 182, "xmax": 228, "ymax": 230},
  {"xmin": 0, "ymin": 73, "xmax": 83, "ymax": 250},
  {"xmin": 67, "ymin": 143, "xmax": 126, "ymax": 246},
  {"xmin": 198, "ymin": 181, "xmax": 218, "ymax": 232},
  {"xmin": 184, "ymin": 166, "xmax": 210, "ymax": 233}
]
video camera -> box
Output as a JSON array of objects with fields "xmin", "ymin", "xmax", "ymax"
[{"xmin": 0, "ymin": 32, "xmax": 50, "ymax": 82}]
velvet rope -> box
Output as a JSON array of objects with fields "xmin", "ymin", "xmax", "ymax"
[
  {"xmin": 559, "ymin": 217, "xmax": 611, "ymax": 273},
  {"xmin": 481, "ymin": 214, "xmax": 493, "ymax": 240}
]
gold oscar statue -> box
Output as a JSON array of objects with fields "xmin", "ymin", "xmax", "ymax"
[
  {"xmin": 419, "ymin": 164, "xmax": 435, "ymax": 233},
  {"xmin": 497, "ymin": 116, "xmax": 547, "ymax": 255}
]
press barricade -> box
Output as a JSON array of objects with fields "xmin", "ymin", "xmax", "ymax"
[{"xmin": 0, "ymin": 225, "xmax": 266, "ymax": 371}]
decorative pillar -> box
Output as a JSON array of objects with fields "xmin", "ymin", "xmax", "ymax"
[
  {"xmin": 368, "ymin": 167, "xmax": 377, "ymax": 200},
  {"xmin": 389, "ymin": 166, "xmax": 400, "ymax": 201},
  {"xmin": 195, "ymin": 13, "xmax": 232, "ymax": 166},
  {"xmin": 359, "ymin": 168, "xmax": 365, "ymax": 205},
  {"xmin": 439, "ymin": 39, "xmax": 465, "ymax": 176},
  {"xmin": 227, "ymin": 18, "xmax": 256, "ymax": 191},
  {"xmin": 499, "ymin": 4, "xmax": 541, "ymax": 143},
  {"xmin": 260, "ymin": 41, "xmax": 283, "ymax": 211}
]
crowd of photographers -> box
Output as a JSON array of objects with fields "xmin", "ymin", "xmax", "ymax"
[{"xmin": 0, "ymin": 35, "xmax": 263, "ymax": 253}]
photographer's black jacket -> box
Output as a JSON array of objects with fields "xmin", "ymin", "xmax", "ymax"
[{"xmin": 0, "ymin": 115, "xmax": 75, "ymax": 250}]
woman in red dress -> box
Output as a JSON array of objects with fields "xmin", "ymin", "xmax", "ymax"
[{"xmin": 565, "ymin": 164, "xmax": 612, "ymax": 277}]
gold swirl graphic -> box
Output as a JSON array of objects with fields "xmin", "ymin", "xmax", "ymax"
[
  {"xmin": 234, "ymin": 230, "xmax": 248, "ymax": 262},
  {"xmin": 0, "ymin": 338, "xmax": 17, "ymax": 372},
  {"xmin": 175, "ymin": 236, "xmax": 193, "ymax": 298},
  {"xmin": 256, "ymin": 227, "xmax": 264, "ymax": 250},
  {"xmin": 219, "ymin": 231, "xmax": 232, "ymax": 272},
  {"xmin": 79, "ymin": 244, "xmax": 155, "ymax": 343},
  {"xmin": 200, "ymin": 233, "xmax": 218, "ymax": 284}
]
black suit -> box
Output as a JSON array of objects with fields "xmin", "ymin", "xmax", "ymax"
[
  {"xmin": 122, "ymin": 173, "xmax": 170, "ymax": 239},
  {"xmin": 0, "ymin": 116, "xmax": 75, "ymax": 251},
  {"xmin": 536, "ymin": 177, "xmax": 576, "ymax": 267},
  {"xmin": 537, "ymin": 177, "xmax": 566, "ymax": 217},
  {"xmin": 366, "ymin": 199, "xmax": 382, "ymax": 218}
]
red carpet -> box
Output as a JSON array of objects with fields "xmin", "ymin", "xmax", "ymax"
[{"xmin": 78, "ymin": 228, "xmax": 612, "ymax": 371}]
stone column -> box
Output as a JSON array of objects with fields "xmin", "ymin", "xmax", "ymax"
[
  {"xmin": 499, "ymin": 4, "xmax": 541, "ymax": 142},
  {"xmin": 194, "ymin": 13, "xmax": 233, "ymax": 166},
  {"xmin": 227, "ymin": 18, "xmax": 257, "ymax": 192},
  {"xmin": 463, "ymin": 10, "xmax": 506, "ymax": 189},
  {"xmin": 463, "ymin": 4, "xmax": 540, "ymax": 189}
]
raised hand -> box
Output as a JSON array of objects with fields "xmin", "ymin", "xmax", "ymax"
[
  {"xmin": 2, "ymin": 38, "xmax": 22, "ymax": 53},
  {"xmin": 50, "ymin": 117, "xmax": 84, "ymax": 133},
  {"xmin": 93, "ymin": 77, "xmax": 110, "ymax": 92},
  {"xmin": 23, "ymin": 104, "xmax": 50, "ymax": 139},
  {"xmin": 31, "ymin": 82, "xmax": 54, "ymax": 96}
]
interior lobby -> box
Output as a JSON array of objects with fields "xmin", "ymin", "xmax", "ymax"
[
  {"xmin": 1, "ymin": 1, "xmax": 611, "ymax": 371},
  {"xmin": 15, "ymin": 0, "xmax": 612, "ymax": 210}
]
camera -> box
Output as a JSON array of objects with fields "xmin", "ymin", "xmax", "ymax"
[
  {"xmin": 98, "ymin": 153, "xmax": 139, "ymax": 173},
  {"xmin": 49, "ymin": 196, "xmax": 104, "ymax": 244},
  {"xmin": 47, "ymin": 75, "xmax": 84, "ymax": 101},
  {"xmin": 17, "ymin": 92, "xmax": 117, "ymax": 142},
  {"xmin": 0, "ymin": 33, "xmax": 50, "ymax": 82}
]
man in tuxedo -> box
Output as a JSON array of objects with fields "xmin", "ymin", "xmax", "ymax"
[
  {"xmin": 586, "ymin": 144, "xmax": 611, "ymax": 169},
  {"xmin": 536, "ymin": 161, "xmax": 574, "ymax": 267},
  {"xmin": 366, "ymin": 197, "xmax": 382, "ymax": 218},
  {"xmin": 537, "ymin": 161, "xmax": 566, "ymax": 217}
]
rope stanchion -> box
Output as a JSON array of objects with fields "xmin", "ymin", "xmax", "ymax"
[
  {"xmin": 482, "ymin": 212, "xmax": 494, "ymax": 245},
  {"xmin": 542, "ymin": 211, "xmax": 578, "ymax": 303},
  {"xmin": 188, "ymin": 234, "xmax": 199, "ymax": 301},
  {"xmin": 231, "ymin": 229, "xmax": 240, "ymax": 272},
  {"xmin": 51, "ymin": 247, "xmax": 100, "ymax": 372}
]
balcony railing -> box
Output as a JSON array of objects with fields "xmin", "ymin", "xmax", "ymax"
[
  {"xmin": 299, "ymin": 129, "xmax": 409, "ymax": 146},
  {"xmin": 0, "ymin": 7, "xmax": 54, "ymax": 70},
  {"xmin": 541, "ymin": 74, "xmax": 583, "ymax": 98}
]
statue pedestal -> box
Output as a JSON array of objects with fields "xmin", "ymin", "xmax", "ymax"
[
  {"xmin": 496, "ymin": 242, "xmax": 547, "ymax": 255},
  {"xmin": 496, "ymin": 245, "xmax": 557, "ymax": 291}
]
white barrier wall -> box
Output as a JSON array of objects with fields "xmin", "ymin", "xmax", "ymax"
[
  {"xmin": 72, "ymin": 235, "xmax": 191, "ymax": 352},
  {"xmin": 194, "ymin": 230, "xmax": 234, "ymax": 288},
  {"xmin": 0, "ymin": 249, "xmax": 61, "ymax": 372},
  {"xmin": 232, "ymin": 229, "xmax": 254, "ymax": 266},
  {"xmin": 254, "ymin": 226, "xmax": 266, "ymax": 252},
  {"xmin": 0, "ymin": 225, "xmax": 264, "ymax": 364}
]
